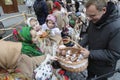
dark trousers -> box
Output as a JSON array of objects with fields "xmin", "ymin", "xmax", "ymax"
[{"xmin": 86, "ymin": 71, "xmax": 108, "ymax": 80}]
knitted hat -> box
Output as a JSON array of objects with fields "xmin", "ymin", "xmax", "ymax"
[
  {"xmin": 46, "ymin": 14, "xmax": 57, "ymax": 26},
  {"xmin": 26, "ymin": 17, "xmax": 37, "ymax": 27}
]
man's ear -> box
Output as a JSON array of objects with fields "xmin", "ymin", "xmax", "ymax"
[{"xmin": 102, "ymin": 7, "xmax": 107, "ymax": 13}]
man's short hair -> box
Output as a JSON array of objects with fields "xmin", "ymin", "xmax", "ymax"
[{"xmin": 85, "ymin": 0, "xmax": 107, "ymax": 11}]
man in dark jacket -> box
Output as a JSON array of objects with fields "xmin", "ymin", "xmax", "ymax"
[
  {"xmin": 80, "ymin": 0, "xmax": 120, "ymax": 80},
  {"xmin": 33, "ymin": 0, "xmax": 48, "ymax": 25}
]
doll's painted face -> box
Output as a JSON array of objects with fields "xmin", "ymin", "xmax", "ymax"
[
  {"xmin": 30, "ymin": 30, "xmax": 38, "ymax": 44},
  {"xmin": 30, "ymin": 19, "xmax": 42, "ymax": 32},
  {"xmin": 47, "ymin": 20, "xmax": 55, "ymax": 29}
]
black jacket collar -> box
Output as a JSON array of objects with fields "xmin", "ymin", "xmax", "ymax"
[{"xmin": 93, "ymin": 1, "xmax": 120, "ymax": 29}]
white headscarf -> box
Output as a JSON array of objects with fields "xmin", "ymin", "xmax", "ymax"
[{"xmin": 26, "ymin": 17, "xmax": 37, "ymax": 27}]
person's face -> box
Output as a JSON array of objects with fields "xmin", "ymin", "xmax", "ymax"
[
  {"xmin": 30, "ymin": 19, "xmax": 41, "ymax": 32},
  {"xmin": 47, "ymin": 20, "xmax": 55, "ymax": 29},
  {"xmin": 86, "ymin": 5, "xmax": 106, "ymax": 23},
  {"xmin": 30, "ymin": 30, "xmax": 38, "ymax": 44}
]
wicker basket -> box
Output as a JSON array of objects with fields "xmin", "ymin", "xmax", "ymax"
[{"xmin": 57, "ymin": 39, "xmax": 88, "ymax": 72}]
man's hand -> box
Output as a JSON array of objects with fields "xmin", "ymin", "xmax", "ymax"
[{"xmin": 80, "ymin": 48, "xmax": 90, "ymax": 58}]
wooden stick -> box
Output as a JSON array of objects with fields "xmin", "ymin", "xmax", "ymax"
[
  {"xmin": 0, "ymin": 14, "xmax": 24, "ymax": 21},
  {"xmin": 0, "ymin": 13, "xmax": 34, "ymax": 40},
  {"xmin": 0, "ymin": 28, "xmax": 16, "ymax": 31},
  {"xmin": 0, "ymin": 20, "xmax": 24, "ymax": 40},
  {"xmin": 0, "ymin": 13, "xmax": 32, "ymax": 22},
  {"xmin": 10, "ymin": 20, "xmax": 24, "ymax": 28},
  {"xmin": 0, "ymin": 33, "xmax": 13, "ymax": 40}
]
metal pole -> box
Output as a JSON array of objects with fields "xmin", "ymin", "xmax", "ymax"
[{"xmin": 91, "ymin": 68, "xmax": 120, "ymax": 80}]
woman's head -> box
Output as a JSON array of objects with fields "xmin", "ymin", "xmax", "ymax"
[
  {"xmin": 18, "ymin": 27, "xmax": 32, "ymax": 43},
  {"xmin": 18, "ymin": 27, "xmax": 38, "ymax": 44},
  {"xmin": 46, "ymin": 14, "xmax": 57, "ymax": 29},
  {"xmin": 27, "ymin": 17, "xmax": 41, "ymax": 32}
]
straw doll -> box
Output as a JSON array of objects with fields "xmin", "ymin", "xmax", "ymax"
[
  {"xmin": 0, "ymin": 39, "xmax": 57, "ymax": 79},
  {"xmin": 42, "ymin": 14, "xmax": 62, "ymax": 44},
  {"xmin": 13, "ymin": 26, "xmax": 43, "ymax": 56},
  {"xmin": 26, "ymin": 17, "xmax": 49, "ymax": 53},
  {"xmin": 26, "ymin": 17, "xmax": 50, "ymax": 39},
  {"xmin": 0, "ymin": 26, "xmax": 58, "ymax": 79}
]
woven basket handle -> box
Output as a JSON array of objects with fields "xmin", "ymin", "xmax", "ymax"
[{"xmin": 59, "ymin": 39, "xmax": 83, "ymax": 50}]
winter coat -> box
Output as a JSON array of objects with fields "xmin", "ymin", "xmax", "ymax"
[
  {"xmin": 42, "ymin": 23, "xmax": 61, "ymax": 35},
  {"xmin": 84, "ymin": 3, "xmax": 120, "ymax": 75},
  {"xmin": 33, "ymin": 0, "xmax": 48, "ymax": 25},
  {"xmin": 42, "ymin": 23, "xmax": 62, "ymax": 44}
]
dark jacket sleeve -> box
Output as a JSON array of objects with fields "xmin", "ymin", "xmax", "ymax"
[
  {"xmin": 90, "ymin": 29, "xmax": 120, "ymax": 63},
  {"xmin": 79, "ymin": 34, "xmax": 88, "ymax": 48}
]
